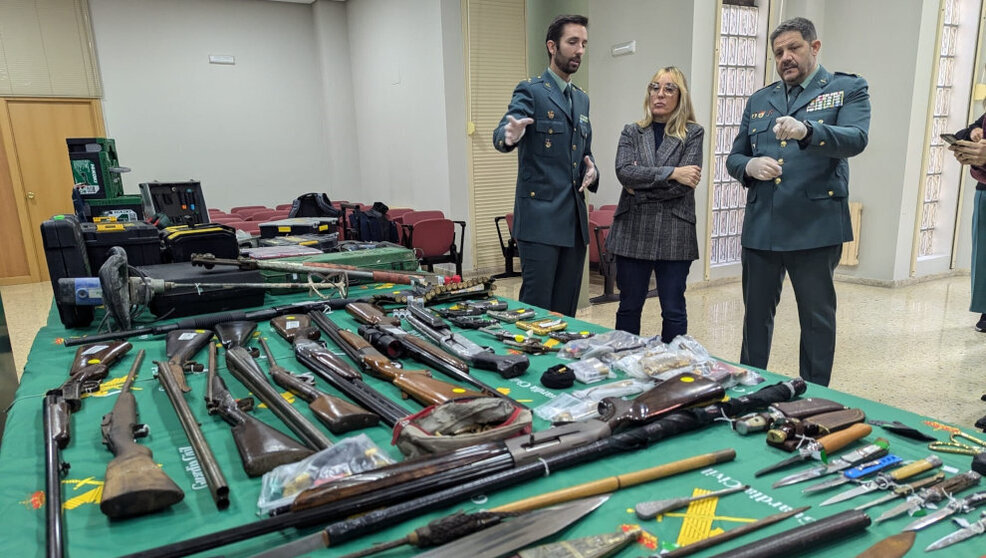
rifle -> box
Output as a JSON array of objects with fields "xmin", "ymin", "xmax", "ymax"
[
  {"xmin": 271, "ymin": 315, "xmax": 411, "ymax": 426},
  {"xmin": 204, "ymin": 339, "xmax": 314, "ymax": 477},
  {"xmin": 309, "ymin": 311, "xmax": 485, "ymax": 406},
  {"xmin": 191, "ymin": 253, "xmax": 444, "ymax": 286},
  {"xmin": 347, "ymin": 302, "xmax": 525, "ymax": 404},
  {"xmin": 63, "ymin": 341, "xmax": 133, "ymax": 408},
  {"xmin": 44, "ymin": 341, "xmax": 131, "ymax": 557},
  {"xmin": 283, "ymin": 370, "xmax": 727, "ymax": 514},
  {"xmin": 124, "ymin": 378, "xmax": 806, "ymax": 558},
  {"xmin": 215, "ymin": 321, "xmax": 333, "ymax": 451},
  {"xmin": 153, "ymin": 329, "xmax": 230, "ymax": 509},
  {"xmin": 99, "ymin": 349, "xmax": 185, "ymax": 518},
  {"xmin": 258, "ymin": 337, "xmax": 379, "ymax": 435},
  {"xmin": 396, "ymin": 299, "xmax": 529, "ymax": 379},
  {"xmin": 62, "ymin": 297, "xmax": 357, "ymax": 347}
]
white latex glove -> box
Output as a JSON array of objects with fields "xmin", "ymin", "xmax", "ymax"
[
  {"xmin": 504, "ymin": 115, "xmax": 534, "ymax": 146},
  {"xmin": 745, "ymin": 157, "xmax": 783, "ymax": 181},
  {"xmin": 580, "ymin": 156, "xmax": 597, "ymax": 192},
  {"xmin": 773, "ymin": 115, "xmax": 808, "ymax": 141}
]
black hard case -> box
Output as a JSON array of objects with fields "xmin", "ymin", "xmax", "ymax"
[
  {"xmin": 40, "ymin": 214, "xmax": 94, "ymax": 328},
  {"xmin": 161, "ymin": 223, "xmax": 238, "ymax": 262},
  {"xmin": 135, "ymin": 263, "xmax": 265, "ymax": 318},
  {"xmin": 80, "ymin": 221, "xmax": 162, "ymax": 271}
]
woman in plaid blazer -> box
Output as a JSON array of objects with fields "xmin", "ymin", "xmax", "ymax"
[{"xmin": 606, "ymin": 67, "xmax": 704, "ymax": 341}]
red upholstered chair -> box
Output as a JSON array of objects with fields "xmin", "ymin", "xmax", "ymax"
[
  {"xmin": 492, "ymin": 212, "xmax": 520, "ymax": 278},
  {"xmin": 247, "ymin": 209, "xmax": 280, "ymax": 222},
  {"xmin": 400, "ymin": 210, "xmax": 446, "ymax": 247},
  {"xmin": 230, "ymin": 205, "xmax": 267, "ymax": 215},
  {"xmin": 388, "ymin": 208, "xmax": 414, "ymax": 243},
  {"xmin": 275, "ymin": 203, "xmax": 293, "ymax": 211},
  {"xmin": 404, "ymin": 217, "xmax": 466, "ymax": 277},
  {"xmin": 209, "ymin": 216, "xmax": 241, "ymax": 225},
  {"xmin": 232, "ymin": 221, "xmax": 260, "ymax": 236},
  {"xmin": 587, "ymin": 209, "xmax": 618, "ymax": 304},
  {"xmin": 233, "ymin": 207, "xmax": 273, "ymax": 220}
]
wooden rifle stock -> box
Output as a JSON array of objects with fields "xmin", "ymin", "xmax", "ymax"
[
  {"xmin": 259, "ymin": 337, "xmax": 379, "ymax": 435},
  {"xmin": 207, "ymin": 367, "xmax": 314, "ymax": 477},
  {"xmin": 598, "ymin": 372, "xmax": 726, "ymax": 432},
  {"xmin": 224, "ymin": 342, "xmax": 333, "ymax": 451},
  {"xmin": 360, "ymin": 353, "xmax": 484, "ymax": 405},
  {"xmin": 61, "ymin": 341, "xmax": 133, "ymax": 409},
  {"xmin": 154, "ymin": 330, "xmax": 229, "ymax": 509},
  {"xmin": 100, "ymin": 350, "xmax": 185, "ymax": 518}
]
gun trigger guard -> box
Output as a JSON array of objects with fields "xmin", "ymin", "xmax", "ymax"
[{"xmin": 132, "ymin": 423, "xmax": 149, "ymax": 439}]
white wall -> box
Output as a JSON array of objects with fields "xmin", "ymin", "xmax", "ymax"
[
  {"xmin": 313, "ymin": 0, "xmax": 362, "ymax": 201},
  {"xmin": 89, "ymin": 0, "xmax": 333, "ymax": 212},
  {"xmin": 345, "ymin": 0, "xmax": 456, "ymax": 215},
  {"xmin": 587, "ymin": 0, "xmax": 696, "ymax": 211}
]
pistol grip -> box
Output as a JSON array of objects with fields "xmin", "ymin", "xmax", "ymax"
[{"xmin": 471, "ymin": 351, "xmax": 529, "ymax": 379}]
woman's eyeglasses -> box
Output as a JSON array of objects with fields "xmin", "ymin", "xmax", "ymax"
[{"xmin": 649, "ymin": 83, "xmax": 679, "ymax": 95}]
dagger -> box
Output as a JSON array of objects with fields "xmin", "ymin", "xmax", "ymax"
[
  {"xmin": 853, "ymin": 471, "xmax": 945, "ymax": 511},
  {"xmin": 772, "ymin": 438, "xmax": 889, "ymax": 489},
  {"xmin": 855, "ymin": 531, "xmax": 916, "ymax": 558},
  {"xmin": 754, "ymin": 423, "xmax": 872, "ymax": 477},
  {"xmin": 903, "ymin": 489, "xmax": 986, "ymax": 531},
  {"xmin": 517, "ymin": 526, "xmax": 642, "ymax": 558},
  {"xmin": 876, "ymin": 470, "xmax": 981, "ymax": 523},
  {"xmin": 634, "ymin": 485, "xmax": 748, "ymax": 520},
  {"xmin": 925, "ymin": 510, "xmax": 986, "ymax": 551},
  {"xmin": 820, "ymin": 454, "xmax": 942, "ymax": 506},
  {"xmin": 801, "ymin": 454, "xmax": 902, "ymax": 494}
]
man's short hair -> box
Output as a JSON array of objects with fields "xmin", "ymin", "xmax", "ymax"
[
  {"xmin": 770, "ymin": 16, "xmax": 817, "ymax": 45},
  {"xmin": 545, "ymin": 14, "xmax": 588, "ymax": 58}
]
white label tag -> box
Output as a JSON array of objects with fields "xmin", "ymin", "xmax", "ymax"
[
  {"xmin": 178, "ymin": 332, "xmax": 197, "ymax": 341},
  {"xmin": 82, "ymin": 344, "xmax": 108, "ymax": 355}
]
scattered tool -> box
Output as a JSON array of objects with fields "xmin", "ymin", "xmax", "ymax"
[
  {"xmin": 754, "ymin": 423, "xmax": 872, "ymax": 477},
  {"xmin": 634, "ymin": 485, "xmax": 748, "ymax": 520}
]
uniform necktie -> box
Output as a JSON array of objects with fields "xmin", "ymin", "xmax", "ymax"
[
  {"xmin": 787, "ymin": 85, "xmax": 802, "ymax": 112},
  {"xmin": 564, "ymin": 84, "xmax": 573, "ymax": 110}
]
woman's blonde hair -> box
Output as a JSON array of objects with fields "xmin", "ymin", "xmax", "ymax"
[{"xmin": 636, "ymin": 66, "xmax": 696, "ymax": 139}]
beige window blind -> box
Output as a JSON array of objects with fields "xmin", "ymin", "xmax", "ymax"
[
  {"xmin": 465, "ymin": 0, "xmax": 527, "ymax": 271},
  {"xmin": 0, "ymin": 0, "xmax": 101, "ymax": 97}
]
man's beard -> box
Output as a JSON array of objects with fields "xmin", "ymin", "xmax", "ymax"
[{"xmin": 554, "ymin": 51, "xmax": 581, "ymax": 75}]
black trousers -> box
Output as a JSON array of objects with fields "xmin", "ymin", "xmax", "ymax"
[
  {"xmin": 740, "ymin": 244, "xmax": 842, "ymax": 386},
  {"xmin": 516, "ymin": 239, "xmax": 586, "ymax": 317},
  {"xmin": 614, "ymin": 255, "xmax": 692, "ymax": 342}
]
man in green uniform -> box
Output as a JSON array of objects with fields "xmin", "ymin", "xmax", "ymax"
[
  {"xmin": 726, "ymin": 17, "xmax": 870, "ymax": 386},
  {"xmin": 493, "ymin": 14, "xmax": 599, "ymax": 317}
]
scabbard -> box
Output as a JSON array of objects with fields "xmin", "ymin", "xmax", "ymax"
[
  {"xmin": 708, "ymin": 509, "xmax": 871, "ymax": 558},
  {"xmin": 771, "ymin": 397, "xmax": 845, "ymax": 419}
]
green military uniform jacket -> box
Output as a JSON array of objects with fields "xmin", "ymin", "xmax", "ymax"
[
  {"xmin": 726, "ymin": 65, "xmax": 870, "ymax": 251},
  {"xmin": 493, "ymin": 70, "xmax": 598, "ymax": 248}
]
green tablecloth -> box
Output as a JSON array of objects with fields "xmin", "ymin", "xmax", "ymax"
[{"xmin": 1, "ymin": 285, "xmax": 983, "ymax": 557}]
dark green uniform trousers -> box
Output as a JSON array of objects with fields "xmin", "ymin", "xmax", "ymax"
[{"xmin": 740, "ymin": 244, "xmax": 842, "ymax": 386}]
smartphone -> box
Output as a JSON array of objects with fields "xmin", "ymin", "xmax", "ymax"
[{"xmin": 940, "ymin": 133, "xmax": 960, "ymax": 145}]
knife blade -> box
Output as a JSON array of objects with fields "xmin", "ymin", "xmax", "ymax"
[
  {"xmin": 414, "ymin": 495, "xmax": 609, "ymax": 558},
  {"xmin": 876, "ymin": 471, "xmax": 981, "ymax": 524},
  {"xmin": 754, "ymin": 423, "xmax": 872, "ymax": 477},
  {"xmin": 802, "ymin": 454, "xmax": 902, "ymax": 494},
  {"xmin": 820, "ymin": 455, "xmax": 942, "ymax": 506},
  {"xmin": 903, "ymin": 489, "xmax": 986, "ymax": 531},
  {"xmin": 772, "ymin": 438, "xmax": 889, "ymax": 489},
  {"xmin": 925, "ymin": 511, "xmax": 986, "ymax": 551},
  {"xmin": 853, "ymin": 472, "xmax": 945, "ymax": 511}
]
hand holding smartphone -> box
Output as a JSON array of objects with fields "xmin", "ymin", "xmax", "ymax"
[{"xmin": 941, "ymin": 133, "xmax": 960, "ymax": 145}]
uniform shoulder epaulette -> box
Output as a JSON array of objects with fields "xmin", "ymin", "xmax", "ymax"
[
  {"xmin": 572, "ymin": 83, "xmax": 584, "ymax": 92},
  {"xmin": 752, "ymin": 80, "xmax": 781, "ymax": 95},
  {"xmin": 834, "ymin": 71, "xmax": 861, "ymax": 78}
]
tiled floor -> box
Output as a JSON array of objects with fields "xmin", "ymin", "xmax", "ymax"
[{"xmin": 4, "ymin": 273, "xmax": 985, "ymax": 427}]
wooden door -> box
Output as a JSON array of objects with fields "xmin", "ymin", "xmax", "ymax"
[{"xmin": 0, "ymin": 98, "xmax": 105, "ymax": 285}]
